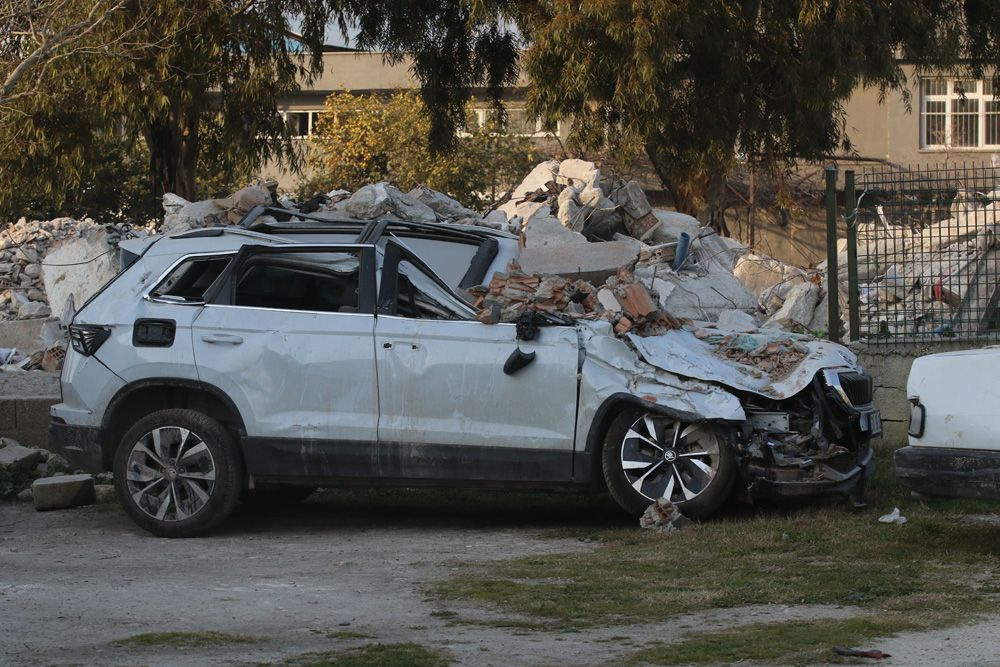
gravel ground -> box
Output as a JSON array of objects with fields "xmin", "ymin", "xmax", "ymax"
[{"xmin": 0, "ymin": 496, "xmax": 999, "ymax": 666}]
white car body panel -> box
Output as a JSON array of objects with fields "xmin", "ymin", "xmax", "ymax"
[
  {"xmin": 906, "ymin": 346, "xmax": 1000, "ymax": 450},
  {"xmin": 192, "ymin": 305, "xmax": 379, "ymax": 442}
]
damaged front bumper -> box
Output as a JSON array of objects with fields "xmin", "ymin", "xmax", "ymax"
[{"xmin": 737, "ymin": 369, "xmax": 879, "ymax": 503}]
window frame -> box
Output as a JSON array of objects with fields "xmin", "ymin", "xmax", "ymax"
[
  {"xmin": 920, "ymin": 77, "xmax": 1000, "ymax": 150},
  {"xmin": 281, "ymin": 109, "xmax": 325, "ymax": 138},
  {"xmin": 144, "ymin": 252, "xmax": 236, "ymax": 306},
  {"xmin": 207, "ymin": 244, "xmax": 377, "ymax": 315},
  {"xmin": 376, "ymin": 241, "xmax": 477, "ymax": 321},
  {"xmin": 460, "ymin": 107, "xmax": 559, "ymax": 138}
]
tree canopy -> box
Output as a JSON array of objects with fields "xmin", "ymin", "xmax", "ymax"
[{"xmin": 303, "ymin": 90, "xmax": 537, "ymax": 207}]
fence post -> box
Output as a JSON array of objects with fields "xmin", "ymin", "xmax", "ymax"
[
  {"xmin": 825, "ymin": 165, "xmax": 840, "ymax": 343},
  {"xmin": 845, "ymin": 170, "xmax": 860, "ymax": 341}
]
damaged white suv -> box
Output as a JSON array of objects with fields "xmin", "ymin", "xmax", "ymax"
[{"xmin": 50, "ymin": 211, "xmax": 880, "ymax": 536}]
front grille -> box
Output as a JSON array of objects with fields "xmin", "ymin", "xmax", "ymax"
[{"xmin": 837, "ymin": 372, "xmax": 873, "ymax": 406}]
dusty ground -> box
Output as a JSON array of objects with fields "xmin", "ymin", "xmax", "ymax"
[{"xmin": 0, "ymin": 494, "xmax": 999, "ymax": 666}]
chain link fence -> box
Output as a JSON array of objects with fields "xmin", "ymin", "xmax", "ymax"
[{"xmin": 852, "ymin": 163, "xmax": 1000, "ymax": 342}]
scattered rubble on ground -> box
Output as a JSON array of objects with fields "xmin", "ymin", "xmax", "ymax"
[
  {"xmin": 639, "ymin": 498, "xmax": 692, "ymax": 533},
  {"xmin": 0, "ymin": 436, "xmax": 79, "ymax": 503}
]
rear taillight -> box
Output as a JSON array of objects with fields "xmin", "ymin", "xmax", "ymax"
[{"xmin": 69, "ymin": 325, "xmax": 111, "ymax": 356}]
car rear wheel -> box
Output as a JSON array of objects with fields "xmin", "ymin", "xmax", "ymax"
[
  {"xmin": 602, "ymin": 409, "xmax": 736, "ymax": 519},
  {"xmin": 113, "ymin": 408, "xmax": 243, "ymax": 537}
]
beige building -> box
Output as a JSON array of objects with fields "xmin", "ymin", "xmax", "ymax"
[
  {"xmin": 270, "ymin": 54, "xmax": 996, "ymax": 188},
  {"xmin": 843, "ymin": 65, "xmax": 1000, "ymax": 165}
]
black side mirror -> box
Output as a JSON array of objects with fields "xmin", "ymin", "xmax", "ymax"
[{"xmin": 503, "ymin": 348, "xmax": 536, "ymax": 375}]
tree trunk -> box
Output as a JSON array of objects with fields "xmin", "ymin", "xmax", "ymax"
[
  {"xmin": 142, "ymin": 101, "xmax": 200, "ymax": 201},
  {"xmin": 645, "ymin": 142, "xmax": 730, "ymax": 235}
]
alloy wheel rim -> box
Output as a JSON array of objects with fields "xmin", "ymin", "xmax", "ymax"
[
  {"xmin": 124, "ymin": 426, "xmax": 216, "ymax": 522},
  {"xmin": 620, "ymin": 414, "xmax": 720, "ymax": 503}
]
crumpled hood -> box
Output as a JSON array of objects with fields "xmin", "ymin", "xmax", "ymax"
[{"xmin": 626, "ymin": 326, "xmax": 859, "ymax": 400}]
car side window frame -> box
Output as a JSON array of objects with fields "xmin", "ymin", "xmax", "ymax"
[
  {"xmin": 376, "ymin": 240, "xmax": 478, "ymax": 320},
  {"xmin": 144, "ymin": 252, "xmax": 237, "ymax": 305},
  {"xmin": 204, "ymin": 243, "xmax": 377, "ymax": 315}
]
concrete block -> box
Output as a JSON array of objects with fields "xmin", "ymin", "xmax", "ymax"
[
  {"xmin": 716, "ymin": 309, "xmax": 759, "ymax": 332},
  {"xmin": 523, "ymin": 216, "xmax": 588, "ymax": 248},
  {"xmin": 764, "ymin": 282, "xmax": 821, "ymax": 330},
  {"xmin": 0, "ymin": 319, "xmax": 45, "ymax": 350},
  {"xmin": 0, "ymin": 439, "xmax": 44, "ymax": 472},
  {"xmin": 32, "ymin": 474, "xmax": 96, "ymax": 511},
  {"xmin": 0, "ymin": 398, "xmax": 15, "ymax": 430},
  {"xmin": 518, "ymin": 241, "xmax": 639, "ymax": 284}
]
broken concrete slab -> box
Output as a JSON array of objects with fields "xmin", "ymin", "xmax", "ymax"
[
  {"xmin": 733, "ymin": 254, "xmax": 809, "ymax": 299},
  {"xmin": 648, "ymin": 210, "xmax": 701, "ymax": 245},
  {"xmin": 510, "ymin": 160, "xmax": 560, "ymax": 199},
  {"xmin": 716, "ymin": 309, "xmax": 759, "ymax": 332},
  {"xmin": 636, "ymin": 264, "xmax": 756, "ymax": 321},
  {"xmin": 32, "ymin": 474, "xmax": 96, "ymax": 511},
  {"xmin": 556, "ymin": 159, "xmax": 600, "ymax": 189},
  {"xmin": 41, "ymin": 226, "xmax": 118, "ymax": 319},
  {"xmin": 611, "ymin": 180, "xmax": 652, "ymax": 220},
  {"xmin": 518, "ymin": 241, "xmax": 639, "ymax": 284},
  {"xmin": 557, "ymin": 187, "xmax": 586, "ymax": 232},
  {"xmin": 522, "ymin": 216, "xmax": 588, "ymax": 248},
  {"xmin": 764, "ymin": 281, "xmax": 821, "ymax": 330},
  {"xmin": 345, "ymin": 183, "xmax": 437, "ymax": 224},
  {"xmin": 408, "ymin": 185, "xmax": 478, "ymax": 221},
  {"xmin": 0, "ymin": 438, "xmax": 44, "ymax": 472}
]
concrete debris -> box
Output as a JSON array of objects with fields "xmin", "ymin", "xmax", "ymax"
[
  {"xmin": 31, "ymin": 473, "xmax": 96, "ymax": 511},
  {"xmin": 345, "ymin": 183, "xmax": 437, "ymax": 224},
  {"xmin": 522, "ymin": 216, "xmax": 588, "ymax": 248},
  {"xmin": 639, "ymin": 498, "xmax": 692, "ymax": 533},
  {"xmin": 94, "ymin": 483, "xmax": 116, "ymax": 504},
  {"xmin": 708, "ymin": 330, "xmax": 810, "ymax": 380},
  {"xmin": 764, "ymin": 282, "xmax": 821, "ymax": 330},
  {"xmin": 716, "ymin": 309, "xmax": 760, "ymax": 332},
  {"xmin": 471, "ymin": 265, "xmax": 684, "ymax": 337},
  {"xmin": 518, "ymin": 240, "xmax": 640, "ymax": 284},
  {"xmin": 0, "ymin": 437, "xmax": 45, "ymax": 472}
]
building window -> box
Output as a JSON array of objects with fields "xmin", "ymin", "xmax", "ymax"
[
  {"xmin": 462, "ymin": 107, "xmax": 557, "ymax": 137},
  {"xmin": 920, "ymin": 78, "xmax": 1000, "ymax": 149},
  {"xmin": 282, "ymin": 110, "xmax": 325, "ymax": 138}
]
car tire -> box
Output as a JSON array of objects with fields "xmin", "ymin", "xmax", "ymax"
[
  {"xmin": 602, "ymin": 409, "xmax": 737, "ymax": 519},
  {"xmin": 242, "ymin": 486, "xmax": 316, "ymax": 507},
  {"xmin": 113, "ymin": 408, "xmax": 243, "ymax": 537}
]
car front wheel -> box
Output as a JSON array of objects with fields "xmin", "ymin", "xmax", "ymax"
[
  {"xmin": 602, "ymin": 410, "xmax": 736, "ymax": 519},
  {"xmin": 113, "ymin": 408, "xmax": 243, "ymax": 537}
]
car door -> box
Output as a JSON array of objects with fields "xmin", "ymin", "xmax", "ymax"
[
  {"xmin": 373, "ymin": 242, "xmax": 579, "ymax": 482},
  {"xmin": 192, "ymin": 244, "xmax": 378, "ymax": 478}
]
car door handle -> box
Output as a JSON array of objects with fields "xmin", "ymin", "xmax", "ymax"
[
  {"xmin": 201, "ymin": 333, "xmax": 243, "ymax": 345},
  {"xmin": 382, "ymin": 342, "xmax": 393, "ymax": 349}
]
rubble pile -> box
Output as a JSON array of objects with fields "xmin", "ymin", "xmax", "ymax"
[
  {"xmin": 471, "ymin": 267, "xmax": 684, "ymax": 336},
  {"xmin": 834, "ymin": 201, "xmax": 1000, "ymax": 336},
  {"xmin": 697, "ymin": 329, "xmax": 810, "ymax": 379}
]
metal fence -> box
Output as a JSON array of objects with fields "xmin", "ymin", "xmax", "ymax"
[{"xmin": 849, "ymin": 163, "xmax": 1000, "ymax": 342}]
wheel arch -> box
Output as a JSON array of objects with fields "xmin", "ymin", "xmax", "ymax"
[{"xmin": 100, "ymin": 379, "xmax": 246, "ymax": 471}]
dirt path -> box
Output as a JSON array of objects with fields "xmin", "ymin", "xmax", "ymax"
[{"xmin": 0, "ymin": 496, "xmax": 998, "ymax": 666}]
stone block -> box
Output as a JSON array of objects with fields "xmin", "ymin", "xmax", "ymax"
[
  {"xmin": 764, "ymin": 282, "xmax": 821, "ymax": 330},
  {"xmin": 611, "ymin": 180, "xmax": 653, "ymax": 220},
  {"xmin": 518, "ymin": 241, "xmax": 639, "ymax": 284},
  {"xmin": 522, "ymin": 216, "xmax": 588, "ymax": 248},
  {"xmin": 0, "ymin": 439, "xmax": 44, "ymax": 472},
  {"xmin": 32, "ymin": 474, "xmax": 96, "ymax": 511}
]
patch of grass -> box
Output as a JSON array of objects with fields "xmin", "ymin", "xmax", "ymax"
[
  {"xmin": 435, "ymin": 459, "xmax": 1000, "ymax": 630},
  {"xmin": 629, "ymin": 616, "xmax": 918, "ymax": 665},
  {"xmin": 283, "ymin": 643, "xmax": 450, "ymax": 667},
  {"xmin": 115, "ymin": 631, "xmax": 255, "ymax": 648},
  {"xmin": 326, "ymin": 630, "xmax": 374, "ymax": 640}
]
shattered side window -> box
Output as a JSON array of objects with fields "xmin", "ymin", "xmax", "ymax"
[
  {"xmin": 150, "ymin": 256, "xmax": 232, "ymax": 303},
  {"xmin": 392, "ymin": 260, "xmax": 473, "ymax": 321},
  {"xmin": 233, "ymin": 251, "xmax": 362, "ymax": 313}
]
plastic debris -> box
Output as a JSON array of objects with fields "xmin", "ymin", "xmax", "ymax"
[
  {"xmin": 832, "ymin": 645, "xmax": 892, "ymax": 659},
  {"xmin": 878, "ymin": 507, "xmax": 908, "ymax": 524}
]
